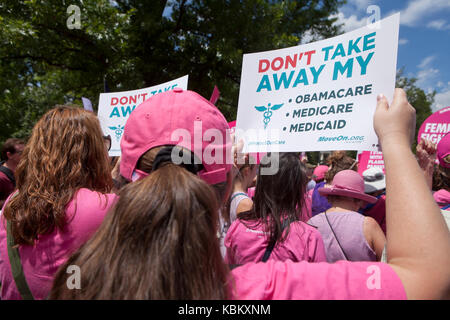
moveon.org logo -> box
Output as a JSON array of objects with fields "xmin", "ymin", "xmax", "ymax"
[{"xmin": 317, "ymin": 135, "xmax": 365, "ymax": 142}]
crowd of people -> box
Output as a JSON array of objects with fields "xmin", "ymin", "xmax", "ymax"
[{"xmin": 0, "ymin": 88, "xmax": 449, "ymax": 300}]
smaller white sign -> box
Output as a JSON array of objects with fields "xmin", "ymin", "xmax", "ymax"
[{"xmin": 98, "ymin": 75, "xmax": 189, "ymax": 156}]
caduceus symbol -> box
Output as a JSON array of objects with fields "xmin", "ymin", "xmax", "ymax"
[
  {"xmin": 254, "ymin": 103, "xmax": 284, "ymax": 129},
  {"xmin": 108, "ymin": 124, "xmax": 124, "ymax": 142}
]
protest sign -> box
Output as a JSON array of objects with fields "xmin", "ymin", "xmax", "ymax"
[
  {"xmin": 82, "ymin": 97, "xmax": 93, "ymax": 112},
  {"xmin": 357, "ymin": 151, "xmax": 385, "ymax": 175},
  {"xmin": 417, "ymin": 106, "xmax": 450, "ymax": 145},
  {"xmin": 236, "ymin": 14, "xmax": 400, "ymax": 153},
  {"xmin": 98, "ymin": 75, "xmax": 189, "ymax": 156}
]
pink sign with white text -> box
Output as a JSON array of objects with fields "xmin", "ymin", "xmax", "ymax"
[
  {"xmin": 417, "ymin": 106, "xmax": 450, "ymax": 145},
  {"xmin": 358, "ymin": 151, "xmax": 385, "ymax": 175}
]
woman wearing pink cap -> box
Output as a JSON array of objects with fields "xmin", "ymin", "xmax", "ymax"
[
  {"xmin": 49, "ymin": 89, "xmax": 450, "ymax": 300},
  {"xmin": 308, "ymin": 170, "xmax": 386, "ymax": 262}
]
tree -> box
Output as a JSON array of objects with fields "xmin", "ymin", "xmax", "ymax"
[{"xmin": 0, "ymin": 0, "xmax": 345, "ymax": 142}]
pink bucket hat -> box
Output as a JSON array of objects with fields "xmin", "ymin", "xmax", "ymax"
[
  {"xmin": 437, "ymin": 132, "xmax": 450, "ymax": 169},
  {"xmin": 313, "ymin": 165, "xmax": 328, "ymax": 181},
  {"xmin": 120, "ymin": 88, "xmax": 232, "ymax": 184},
  {"xmin": 318, "ymin": 170, "xmax": 377, "ymax": 204}
]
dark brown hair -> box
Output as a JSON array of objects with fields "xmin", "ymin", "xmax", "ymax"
[
  {"xmin": 1, "ymin": 138, "xmax": 25, "ymax": 161},
  {"xmin": 49, "ymin": 163, "xmax": 230, "ymax": 300},
  {"xmin": 3, "ymin": 106, "xmax": 113, "ymax": 245},
  {"xmin": 239, "ymin": 153, "xmax": 308, "ymax": 247},
  {"xmin": 434, "ymin": 165, "xmax": 450, "ymax": 191},
  {"xmin": 325, "ymin": 151, "xmax": 358, "ymax": 183}
]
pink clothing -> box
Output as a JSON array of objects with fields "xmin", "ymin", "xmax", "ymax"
[
  {"xmin": 247, "ymin": 187, "xmax": 255, "ymax": 199},
  {"xmin": 434, "ymin": 189, "xmax": 450, "ymax": 208},
  {"xmin": 225, "ymin": 219, "xmax": 326, "ymax": 264},
  {"xmin": 302, "ymin": 194, "xmax": 312, "ymax": 222},
  {"xmin": 230, "ymin": 259, "xmax": 406, "ymax": 300},
  {"xmin": 0, "ymin": 188, "xmax": 117, "ymax": 300},
  {"xmin": 308, "ymin": 211, "xmax": 376, "ymax": 262},
  {"xmin": 364, "ymin": 194, "xmax": 386, "ymax": 234}
]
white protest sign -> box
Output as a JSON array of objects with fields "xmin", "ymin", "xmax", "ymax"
[
  {"xmin": 98, "ymin": 75, "xmax": 189, "ymax": 156},
  {"xmin": 236, "ymin": 14, "xmax": 399, "ymax": 153},
  {"xmin": 82, "ymin": 97, "xmax": 93, "ymax": 112}
]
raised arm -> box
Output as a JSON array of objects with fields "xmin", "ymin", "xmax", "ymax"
[{"xmin": 374, "ymin": 89, "xmax": 450, "ymax": 299}]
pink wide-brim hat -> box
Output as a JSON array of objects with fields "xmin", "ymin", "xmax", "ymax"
[{"xmin": 318, "ymin": 170, "xmax": 377, "ymax": 204}]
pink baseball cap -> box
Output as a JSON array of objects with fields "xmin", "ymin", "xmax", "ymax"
[
  {"xmin": 120, "ymin": 88, "xmax": 232, "ymax": 184},
  {"xmin": 313, "ymin": 165, "xmax": 329, "ymax": 181},
  {"xmin": 318, "ymin": 170, "xmax": 377, "ymax": 204},
  {"xmin": 437, "ymin": 132, "xmax": 450, "ymax": 169}
]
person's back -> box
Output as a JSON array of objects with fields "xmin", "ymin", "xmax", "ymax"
[
  {"xmin": 308, "ymin": 211, "xmax": 376, "ymax": 262},
  {"xmin": 0, "ymin": 188, "xmax": 115, "ymax": 299},
  {"xmin": 230, "ymin": 259, "xmax": 405, "ymax": 299},
  {"xmin": 0, "ymin": 106, "xmax": 116, "ymax": 300},
  {"xmin": 225, "ymin": 153, "xmax": 326, "ymax": 264},
  {"xmin": 225, "ymin": 218, "xmax": 325, "ymax": 264}
]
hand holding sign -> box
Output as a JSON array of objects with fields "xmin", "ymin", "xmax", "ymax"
[{"xmin": 374, "ymin": 89, "xmax": 416, "ymax": 148}]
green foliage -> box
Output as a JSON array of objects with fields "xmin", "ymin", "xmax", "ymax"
[{"xmin": 0, "ymin": 0, "xmax": 345, "ymax": 143}]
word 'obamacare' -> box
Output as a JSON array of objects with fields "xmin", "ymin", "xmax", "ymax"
[{"xmin": 256, "ymin": 32, "xmax": 376, "ymax": 92}]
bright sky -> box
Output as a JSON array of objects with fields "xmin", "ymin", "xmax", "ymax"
[
  {"xmin": 162, "ymin": 1, "xmax": 449, "ymax": 111},
  {"xmin": 335, "ymin": 0, "xmax": 450, "ymax": 111}
]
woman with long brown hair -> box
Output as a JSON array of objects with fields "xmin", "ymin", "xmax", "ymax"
[
  {"xmin": 225, "ymin": 152, "xmax": 327, "ymax": 265},
  {"xmin": 0, "ymin": 106, "xmax": 117, "ymax": 300},
  {"xmin": 49, "ymin": 89, "xmax": 450, "ymax": 300},
  {"xmin": 50, "ymin": 159, "xmax": 229, "ymax": 299}
]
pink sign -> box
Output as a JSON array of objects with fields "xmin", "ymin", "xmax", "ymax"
[
  {"xmin": 228, "ymin": 121, "xmax": 265, "ymax": 164},
  {"xmin": 210, "ymin": 86, "xmax": 220, "ymax": 105},
  {"xmin": 358, "ymin": 151, "xmax": 385, "ymax": 175},
  {"xmin": 417, "ymin": 106, "xmax": 450, "ymax": 144}
]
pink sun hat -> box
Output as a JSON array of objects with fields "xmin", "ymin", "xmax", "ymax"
[
  {"xmin": 437, "ymin": 132, "xmax": 450, "ymax": 169},
  {"xmin": 318, "ymin": 170, "xmax": 377, "ymax": 204},
  {"xmin": 120, "ymin": 88, "xmax": 232, "ymax": 185},
  {"xmin": 313, "ymin": 165, "xmax": 329, "ymax": 182}
]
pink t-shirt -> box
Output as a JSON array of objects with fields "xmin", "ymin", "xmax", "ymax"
[
  {"xmin": 0, "ymin": 188, "xmax": 117, "ymax": 300},
  {"xmin": 225, "ymin": 219, "xmax": 326, "ymax": 264},
  {"xmin": 230, "ymin": 259, "xmax": 407, "ymax": 299}
]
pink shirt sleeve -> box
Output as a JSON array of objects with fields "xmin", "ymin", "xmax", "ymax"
[
  {"xmin": 230, "ymin": 260, "xmax": 406, "ymax": 300},
  {"xmin": 308, "ymin": 228, "xmax": 327, "ymax": 262}
]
